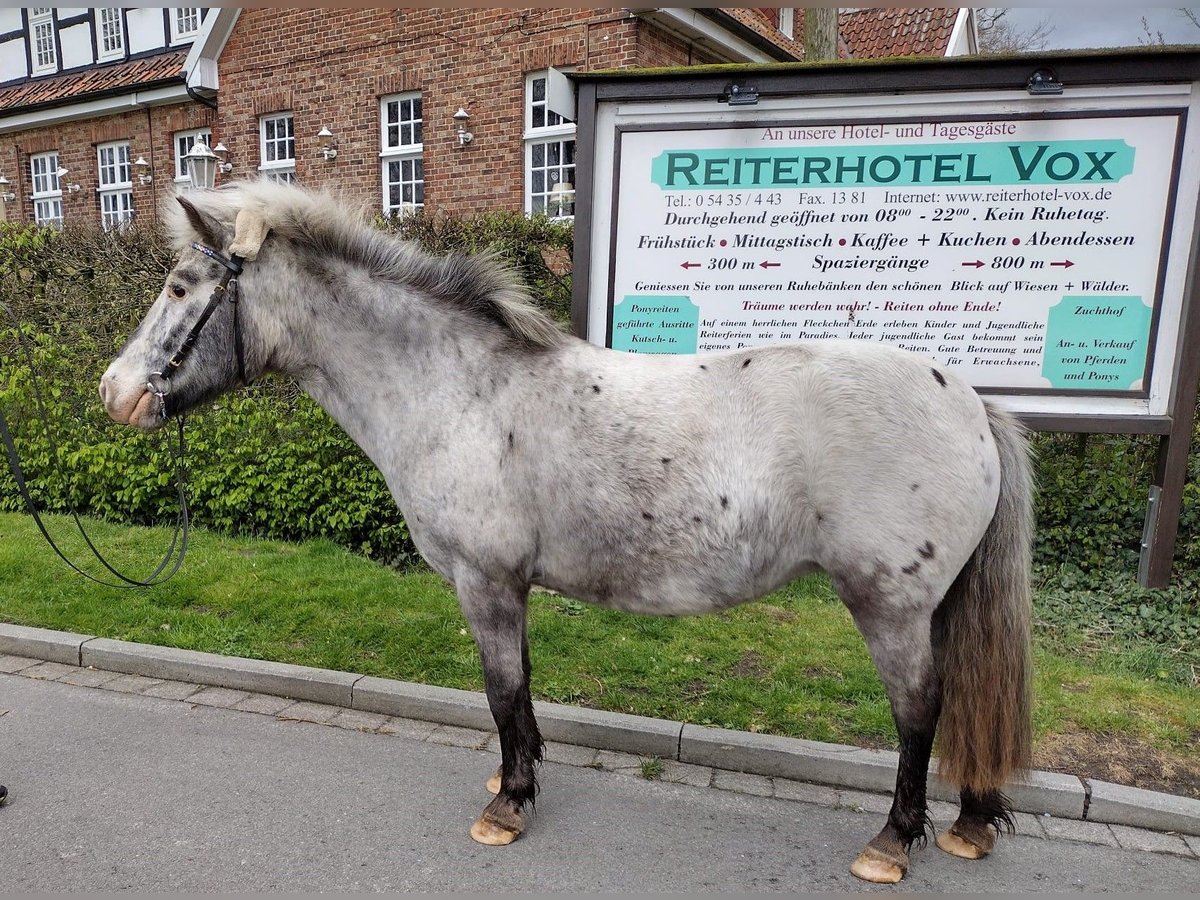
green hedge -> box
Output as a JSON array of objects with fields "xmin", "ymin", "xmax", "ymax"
[{"xmin": 1, "ymin": 214, "xmax": 1196, "ymax": 591}]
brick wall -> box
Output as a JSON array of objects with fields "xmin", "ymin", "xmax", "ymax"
[
  {"xmin": 0, "ymin": 8, "xmax": 718, "ymax": 224},
  {"xmin": 212, "ymin": 7, "xmax": 657, "ymax": 214},
  {"xmin": 0, "ymin": 102, "xmax": 214, "ymax": 225}
]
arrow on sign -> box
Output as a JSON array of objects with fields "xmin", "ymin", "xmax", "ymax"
[
  {"xmin": 680, "ymin": 261, "xmax": 701, "ymax": 269},
  {"xmin": 1050, "ymin": 260, "xmax": 1075, "ymax": 268},
  {"xmin": 961, "ymin": 260, "xmax": 985, "ymax": 268},
  {"xmin": 760, "ymin": 260, "xmax": 781, "ymax": 269}
]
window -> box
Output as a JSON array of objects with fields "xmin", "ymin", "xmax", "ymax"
[
  {"xmin": 524, "ymin": 71, "xmax": 575, "ymax": 219},
  {"xmin": 380, "ymin": 93, "xmax": 424, "ymax": 213},
  {"xmin": 30, "ymin": 8, "xmax": 56, "ymax": 74},
  {"xmin": 30, "ymin": 151, "xmax": 63, "ymax": 228},
  {"xmin": 98, "ymin": 8, "xmax": 124, "ymax": 61},
  {"xmin": 171, "ymin": 8, "xmax": 201, "ymax": 43},
  {"xmin": 97, "ymin": 141, "xmax": 133, "ymax": 230},
  {"xmin": 174, "ymin": 127, "xmax": 212, "ymax": 190},
  {"xmin": 259, "ymin": 113, "xmax": 295, "ymax": 183},
  {"xmin": 779, "ymin": 8, "xmax": 795, "ymax": 40}
]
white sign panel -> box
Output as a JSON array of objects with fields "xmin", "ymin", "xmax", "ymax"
[{"xmin": 603, "ymin": 112, "xmax": 1184, "ymax": 398}]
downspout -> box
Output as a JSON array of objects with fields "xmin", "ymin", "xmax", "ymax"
[{"xmin": 186, "ymin": 80, "xmax": 217, "ymax": 111}]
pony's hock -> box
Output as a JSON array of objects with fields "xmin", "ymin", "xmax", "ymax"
[{"xmin": 101, "ymin": 181, "xmax": 1036, "ymax": 884}]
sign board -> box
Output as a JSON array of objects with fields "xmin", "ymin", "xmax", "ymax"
[
  {"xmin": 610, "ymin": 113, "xmax": 1180, "ymax": 399},
  {"xmin": 571, "ymin": 53, "xmax": 1200, "ymax": 587}
]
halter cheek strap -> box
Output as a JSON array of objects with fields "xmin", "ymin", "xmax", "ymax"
[{"xmin": 149, "ymin": 243, "xmax": 248, "ymax": 410}]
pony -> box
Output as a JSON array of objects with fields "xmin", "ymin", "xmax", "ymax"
[{"xmin": 100, "ymin": 181, "xmax": 1033, "ymax": 884}]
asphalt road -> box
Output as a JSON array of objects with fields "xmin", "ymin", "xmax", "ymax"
[{"xmin": 1, "ymin": 674, "xmax": 1195, "ymax": 893}]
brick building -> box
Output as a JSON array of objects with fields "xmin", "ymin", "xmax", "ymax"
[{"xmin": 0, "ymin": 7, "xmax": 975, "ymax": 227}]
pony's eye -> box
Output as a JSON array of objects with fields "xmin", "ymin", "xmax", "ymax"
[{"xmin": 170, "ymin": 285, "xmax": 187, "ymax": 300}]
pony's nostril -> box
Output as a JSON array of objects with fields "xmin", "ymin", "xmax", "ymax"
[{"xmin": 99, "ymin": 376, "xmax": 113, "ymax": 406}]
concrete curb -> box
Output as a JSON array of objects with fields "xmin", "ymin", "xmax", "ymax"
[{"xmin": 2, "ymin": 622, "xmax": 1198, "ymax": 837}]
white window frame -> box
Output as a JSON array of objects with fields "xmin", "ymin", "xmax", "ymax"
[
  {"xmin": 524, "ymin": 70, "xmax": 576, "ymax": 220},
  {"xmin": 173, "ymin": 127, "xmax": 212, "ymax": 190},
  {"xmin": 379, "ymin": 92, "xmax": 424, "ymax": 214},
  {"xmin": 97, "ymin": 8, "xmax": 124, "ymax": 62},
  {"xmin": 779, "ymin": 8, "xmax": 795, "ymax": 40},
  {"xmin": 30, "ymin": 8, "xmax": 57, "ymax": 75},
  {"xmin": 30, "ymin": 151, "xmax": 63, "ymax": 228},
  {"xmin": 170, "ymin": 8, "xmax": 201, "ymax": 44},
  {"xmin": 97, "ymin": 141, "xmax": 134, "ymax": 230},
  {"xmin": 258, "ymin": 113, "xmax": 296, "ymax": 183}
]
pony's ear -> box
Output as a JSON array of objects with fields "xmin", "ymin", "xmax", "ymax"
[
  {"xmin": 229, "ymin": 209, "xmax": 270, "ymax": 261},
  {"xmin": 176, "ymin": 195, "xmax": 228, "ymax": 249}
]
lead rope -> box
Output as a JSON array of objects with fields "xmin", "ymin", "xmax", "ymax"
[{"xmin": 0, "ymin": 304, "xmax": 189, "ymax": 588}]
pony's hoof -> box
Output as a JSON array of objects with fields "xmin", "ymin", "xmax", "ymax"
[
  {"xmin": 486, "ymin": 769, "xmax": 502, "ymax": 795},
  {"xmin": 470, "ymin": 815, "xmax": 522, "ymax": 846},
  {"xmin": 849, "ymin": 847, "xmax": 906, "ymax": 884},
  {"xmin": 936, "ymin": 829, "xmax": 988, "ymax": 859}
]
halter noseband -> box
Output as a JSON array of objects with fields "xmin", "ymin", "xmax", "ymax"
[{"xmin": 148, "ymin": 242, "xmax": 248, "ymax": 414}]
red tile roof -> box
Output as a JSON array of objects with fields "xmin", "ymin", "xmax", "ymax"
[
  {"xmin": 716, "ymin": 7, "xmax": 963, "ymax": 61},
  {"xmin": 838, "ymin": 8, "xmax": 962, "ymax": 59},
  {"xmin": 0, "ymin": 51, "xmax": 187, "ymax": 114}
]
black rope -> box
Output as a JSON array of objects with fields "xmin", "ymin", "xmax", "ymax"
[{"xmin": 0, "ymin": 303, "xmax": 190, "ymax": 588}]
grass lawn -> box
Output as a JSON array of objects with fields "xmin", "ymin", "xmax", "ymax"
[{"xmin": 2, "ymin": 512, "xmax": 1197, "ymax": 795}]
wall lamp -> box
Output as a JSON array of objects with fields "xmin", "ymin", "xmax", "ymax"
[
  {"xmin": 134, "ymin": 156, "xmax": 154, "ymax": 185},
  {"xmin": 211, "ymin": 141, "xmax": 234, "ymax": 174},
  {"xmin": 453, "ymin": 107, "xmax": 473, "ymax": 146},
  {"xmin": 56, "ymin": 167, "xmax": 81, "ymax": 192},
  {"xmin": 0, "ymin": 176, "xmax": 15, "ymax": 202},
  {"xmin": 317, "ymin": 126, "xmax": 338, "ymax": 161}
]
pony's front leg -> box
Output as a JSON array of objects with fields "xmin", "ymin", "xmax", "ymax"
[{"xmin": 455, "ymin": 571, "xmax": 544, "ymax": 846}]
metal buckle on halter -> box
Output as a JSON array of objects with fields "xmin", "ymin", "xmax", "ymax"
[{"xmin": 147, "ymin": 372, "xmax": 171, "ymax": 421}]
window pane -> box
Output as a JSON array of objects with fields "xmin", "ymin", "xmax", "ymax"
[
  {"xmin": 400, "ymin": 124, "xmax": 411, "ymax": 146},
  {"xmin": 532, "ymin": 143, "xmax": 544, "ymax": 166},
  {"xmin": 532, "ymin": 77, "xmax": 545, "ymax": 102},
  {"xmin": 387, "ymin": 125, "xmax": 399, "ymax": 147},
  {"xmin": 532, "ymin": 170, "xmax": 544, "ymax": 193},
  {"xmin": 532, "ymin": 106, "xmax": 544, "ymax": 129},
  {"xmin": 412, "ymin": 121, "xmax": 422, "ymax": 145},
  {"xmin": 564, "ymin": 140, "xmax": 576, "ymax": 165},
  {"xmin": 547, "ymin": 142, "xmax": 561, "ymax": 165}
]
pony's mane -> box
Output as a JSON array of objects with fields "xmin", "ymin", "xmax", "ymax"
[{"xmin": 165, "ymin": 180, "xmax": 566, "ymax": 351}]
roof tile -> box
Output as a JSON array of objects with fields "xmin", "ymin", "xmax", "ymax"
[{"xmin": 0, "ymin": 51, "xmax": 187, "ymax": 114}]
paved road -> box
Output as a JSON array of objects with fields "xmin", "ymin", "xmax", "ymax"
[{"xmin": 1, "ymin": 673, "xmax": 1196, "ymax": 892}]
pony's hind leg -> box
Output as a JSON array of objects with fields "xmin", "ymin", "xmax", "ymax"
[
  {"xmin": 937, "ymin": 787, "xmax": 1016, "ymax": 858},
  {"xmin": 455, "ymin": 570, "xmax": 544, "ymax": 846},
  {"xmin": 836, "ymin": 579, "xmax": 943, "ymax": 884}
]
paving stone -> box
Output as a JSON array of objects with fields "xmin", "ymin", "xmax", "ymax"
[
  {"xmin": 594, "ymin": 749, "xmax": 645, "ymax": 774},
  {"xmin": 658, "ymin": 759, "xmax": 713, "ymax": 788},
  {"xmin": 99, "ymin": 674, "xmax": 164, "ymax": 694},
  {"xmin": 19, "ymin": 661, "xmax": 77, "ymax": 681},
  {"xmin": 277, "ymin": 701, "xmax": 340, "ymax": 725},
  {"xmin": 712, "ymin": 770, "xmax": 774, "ymax": 798},
  {"xmin": 139, "ymin": 680, "xmax": 204, "ymax": 701},
  {"xmin": 1040, "ymin": 817, "xmax": 1118, "ymax": 847},
  {"xmin": 376, "ymin": 717, "xmax": 438, "ymax": 741},
  {"xmin": 1108, "ymin": 824, "xmax": 1195, "ymax": 856},
  {"xmin": 0, "ymin": 654, "xmax": 40, "ymax": 674},
  {"xmin": 1013, "ymin": 811, "xmax": 1048, "ymax": 839},
  {"xmin": 427, "ymin": 724, "xmax": 490, "ymax": 749},
  {"xmin": 927, "ymin": 799, "xmax": 959, "ymax": 824},
  {"xmin": 329, "ymin": 709, "xmax": 390, "ymax": 733},
  {"xmin": 234, "ymin": 694, "xmax": 297, "ymax": 716},
  {"xmin": 543, "ymin": 740, "xmax": 601, "ymax": 768},
  {"xmin": 773, "ymin": 779, "xmax": 840, "ymax": 807},
  {"xmin": 1184, "ymin": 834, "xmax": 1200, "ymax": 857},
  {"xmin": 837, "ymin": 789, "xmax": 893, "ymax": 815},
  {"xmin": 187, "ymin": 687, "xmax": 252, "ymax": 709},
  {"xmin": 55, "ymin": 667, "xmax": 122, "ymax": 688}
]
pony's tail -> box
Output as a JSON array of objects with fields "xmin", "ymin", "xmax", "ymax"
[{"xmin": 936, "ymin": 402, "xmax": 1034, "ymax": 794}]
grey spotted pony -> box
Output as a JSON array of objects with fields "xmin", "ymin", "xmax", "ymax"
[{"xmin": 100, "ymin": 181, "xmax": 1033, "ymax": 884}]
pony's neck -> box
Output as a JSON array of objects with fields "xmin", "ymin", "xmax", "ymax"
[{"xmin": 255, "ymin": 258, "xmax": 517, "ymax": 468}]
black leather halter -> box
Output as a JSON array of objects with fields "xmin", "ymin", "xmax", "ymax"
[{"xmin": 148, "ymin": 242, "xmax": 247, "ymax": 410}]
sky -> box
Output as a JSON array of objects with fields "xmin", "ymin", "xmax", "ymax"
[{"xmin": 997, "ymin": 7, "xmax": 1200, "ymax": 50}]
